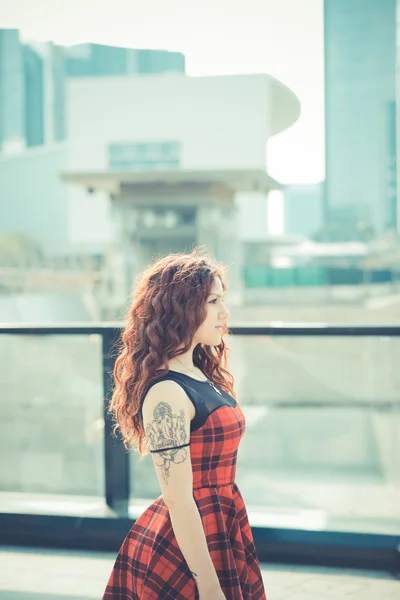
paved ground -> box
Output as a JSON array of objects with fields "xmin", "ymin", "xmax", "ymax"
[{"xmin": 0, "ymin": 546, "xmax": 398, "ymax": 600}]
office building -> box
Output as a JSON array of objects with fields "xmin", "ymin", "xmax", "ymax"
[
  {"xmin": 284, "ymin": 183, "xmax": 323, "ymax": 238},
  {"xmin": 23, "ymin": 45, "xmax": 45, "ymax": 147},
  {"xmin": 0, "ymin": 31, "xmax": 186, "ymax": 152},
  {"xmin": 0, "ymin": 29, "xmax": 25, "ymax": 154},
  {"xmin": 65, "ymin": 44, "xmax": 185, "ymax": 77},
  {"xmin": 324, "ymin": 0, "xmax": 397, "ymax": 236}
]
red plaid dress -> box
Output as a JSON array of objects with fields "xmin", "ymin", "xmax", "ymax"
[{"xmin": 103, "ymin": 371, "xmax": 267, "ymax": 599}]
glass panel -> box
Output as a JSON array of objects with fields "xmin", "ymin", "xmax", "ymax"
[
  {"xmin": 130, "ymin": 335, "xmax": 400, "ymax": 535},
  {"xmin": 0, "ymin": 334, "xmax": 105, "ymax": 504}
]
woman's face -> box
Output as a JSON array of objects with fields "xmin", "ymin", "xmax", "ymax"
[{"xmin": 194, "ymin": 276, "xmax": 230, "ymax": 347}]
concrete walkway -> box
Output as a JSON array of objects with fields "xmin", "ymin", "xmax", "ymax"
[{"xmin": 0, "ymin": 546, "xmax": 398, "ymax": 599}]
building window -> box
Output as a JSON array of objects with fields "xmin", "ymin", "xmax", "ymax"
[{"xmin": 108, "ymin": 141, "xmax": 181, "ymax": 170}]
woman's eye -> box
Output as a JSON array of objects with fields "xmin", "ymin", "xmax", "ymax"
[{"xmin": 210, "ymin": 299, "xmax": 217, "ymax": 304}]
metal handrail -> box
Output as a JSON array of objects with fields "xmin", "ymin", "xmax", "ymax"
[{"xmin": 1, "ymin": 322, "xmax": 400, "ymax": 335}]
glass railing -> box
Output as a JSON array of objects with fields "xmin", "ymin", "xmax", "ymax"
[
  {"xmin": 1, "ymin": 324, "xmax": 399, "ymax": 566},
  {"xmin": 130, "ymin": 333, "xmax": 400, "ymax": 535},
  {"xmin": 0, "ymin": 329, "xmax": 105, "ymax": 515}
]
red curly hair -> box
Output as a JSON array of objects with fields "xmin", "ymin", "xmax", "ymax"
[{"xmin": 109, "ymin": 249, "xmax": 236, "ymax": 457}]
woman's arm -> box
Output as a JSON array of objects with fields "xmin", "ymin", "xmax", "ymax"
[{"xmin": 142, "ymin": 380, "xmax": 223, "ymax": 597}]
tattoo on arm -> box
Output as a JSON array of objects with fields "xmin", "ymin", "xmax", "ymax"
[{"xmin": 145, "ymin": 401, "xmax": 189, "ymax": 484}]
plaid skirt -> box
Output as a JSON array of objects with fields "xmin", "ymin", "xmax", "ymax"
[{"xmin": 103, "ymin": 399, "xmax": 267, "ymax": 599}]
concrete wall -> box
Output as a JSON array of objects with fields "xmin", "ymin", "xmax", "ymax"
[
  {"xmin": 66, "ymin": 74, "xmax": 273, "ymax": 172},
  {"xmin": 0, "ymin": 143, "xmax": 70, "ymax": 255}
]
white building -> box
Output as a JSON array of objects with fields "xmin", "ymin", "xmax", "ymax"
[{"xmin": 63, "ymin": 73, "xmax": 300, "ymax": 304}]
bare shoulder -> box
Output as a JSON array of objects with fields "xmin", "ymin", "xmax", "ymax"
[{"xmin": 142, "ymin": 379, "xmax": 196, "ymax": 422}]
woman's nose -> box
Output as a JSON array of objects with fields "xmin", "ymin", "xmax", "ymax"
[{"xmin": 220, "ymin": 306, "xmax": 230, "ymax": 320}]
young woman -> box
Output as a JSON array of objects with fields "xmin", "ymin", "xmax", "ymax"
[{"xmin": 103, "ymin": 250, "xmax": 267, "ymax": 600}]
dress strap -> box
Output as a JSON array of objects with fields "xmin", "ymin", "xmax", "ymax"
[
  {"xmin": 150, "ymin": 442, "xmax": 190, "ymax": 453},
  {"xmin": 138, "ymin": 374, "xmax": 202, "ymax": 425}
]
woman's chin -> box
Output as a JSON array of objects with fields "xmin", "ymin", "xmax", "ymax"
[
  {"xmin": 213, "ymin": 330, "xmax": 223, "ymax": 343},
  {"xmin": 200, "ymin": 331, "xmax": 223, "ymax": 346}
]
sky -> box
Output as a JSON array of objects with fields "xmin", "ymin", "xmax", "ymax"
[{"xmin": 0, "ymin": 0, "xmax": 324, "ymax": 185}]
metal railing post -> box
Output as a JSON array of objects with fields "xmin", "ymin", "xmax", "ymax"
[{"xmin": 102, "ymin": 327, "xmax": 130, "ymax": 516}]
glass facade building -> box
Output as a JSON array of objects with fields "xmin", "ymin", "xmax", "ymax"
[
  {"xmin": 23, "ymin": 45, "xmax": 44, "ymax": 147},
  {"xmin": 324, "ymin": 0, "xmax": 397, "ymax": 236},
  {"xmin": 0, "ymin": 32, "xmax": 186, "ymax": 151},
  {"xmin": 65, "ymin": 44, "xmax": 185, "ymax": 77},
  {"xmin": 0, "ymin": 29, "xmax": 26, "ymax": 153}
]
